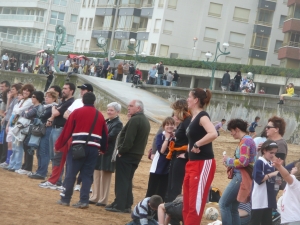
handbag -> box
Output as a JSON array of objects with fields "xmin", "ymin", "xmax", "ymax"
[
  {"xmin": 31, "ymin": 123, "xmax": 46, "ymax": 137},
  {"xmin": 72, "ymin": 110, "xmax": 99, "ymax": 160},
  {"xmin": 227, "ymin": 167, "xmax": 233, "ymax": 179}
]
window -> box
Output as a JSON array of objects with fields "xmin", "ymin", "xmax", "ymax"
[
  {"xmin": 274, "ymin": 40, "xmax": 283, "ymax": 52},
  {"xmin": 53, "ymin": 0, "xmax": 67, "ymax": 6},
  {"xmin": 257, "ymin": 9, "xmax": 273, "ymax": 26},
  {"xmin": 233, "ymin": 7, "xmax": 250, "ymax": 22},
  {"xmin": 208, "ymin": 3, "xmax": 222, "ymax": 17},
  {"xmin": 88, "ymin": 18, "xmax": 93, "ymax": 29},
  {"xmin": 70, "ymin": 14, "xmax": 78, "ymax": 23},
  {"xmin": 67, "ymin": 35, "xmax": 74, "ymax": 43},
  {"xmin": 154, "ymin": 19, "xmax": 161, "ymax": 33},
  {"xmin": 46, "ymin": 31, "xmax": 55, "ymax": 45},
  {"xmin": 150, "ymin": 43, "xmax": 156, "ymax": 55},
  {"xmin": 252, "ymin": 34, "xmax": 269, "ymax": 51},
  {"xmin": 159, "ymin": 44, "xmax": 169, "ymax": 57},
  {"xmin": 163, "ymin": 20, "xmax": 173, "ymax": 34},
  {"xmin": 138, "ymin": 17, "xmax": 148, "ymax": 31},
  {"xmin": 168, "ymin": 0, "xmax": 177, "ymax": 9},
  {"xmin": 229, "ymin": 32, "xmax": 246, "ymax": 47},
  {"xmin": 289, "ymin": 32, "xmax": 300, "ymax": 46},
  {"xmin": 279, "ymin": 15, "xmax": 286, "ymax": 28},
  {"xmin": 225, "ymin": 56, "xmax": 241, "ymax": 64},
  {"xmin": 204, "ymin": 27, "xmax": 218, "ymax": 42},
  {"xmin": 103, "ymin": 16, "xmax": 113, "ymax": 29},
  {"xmin": 117, "ymin": 16, "xmax": 139, "ymax": 31},
  {"xmin": 158, "ymin": 0, "xmax": 164, "ymax": 8},
  {"xmin": 249, "ymin": 58, "xmax": 265, "ymax": 66},
  {"xmin": 50, "ymin": 11, "xmax": 65, "ymax": 26},
  {"xmin": 79, "ymin": 18, "xmax": 83, "ymax": 29},
  {"xmin": 84, "ymin": 40, "xmax": 90, "ymax": 51}
]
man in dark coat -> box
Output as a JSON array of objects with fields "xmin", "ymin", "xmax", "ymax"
[
  {"xmin": 221, "ymin": 70, "xmax": 230, "ymax": 91},
  {"xmin": 106, "ymin": 99, "xmax": 150, "ymax": 213},
  {"xmin": 90, "ymin": 102, "xmax": 123, "ymax": 206}
]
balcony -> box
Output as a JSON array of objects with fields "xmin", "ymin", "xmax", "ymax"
[
  {"xmin": 258, "ymin": 0, "xmax": 276, "ymax": 11},
  {"xmin": 0, "ymin": 0, "xmax": 49, "ymax": 8},
  {"xmin": 120, "ymin": 3, "xmax": 142, "ymax": 8},
  {"xmin": 282, "ymin": 18, "xmax": 300, "ymax": 32},
  {"xmin": 278, "ymin": 45, "xmax": 300, "ymax": 60},
  {"xmin": 288, "ymin": 0, "xmax": 300, "ymax": 6},
  {"xmin": 0, "ymin": 14, "xmax": 44, "ymax": 22},
  {"xmin": 0, "ymin": 32, "xmax": 43, "ymax": 49},
  {"xmin": 0, "ymin": 15, "xmax": 45, "ymax": 29},
  {"xmin": 255, "ymin": 20, "xmax": 272, "ymax": 27},
  {"xmin": 93, "ymin": 26, "xmax": 113, "ymax": 31}
]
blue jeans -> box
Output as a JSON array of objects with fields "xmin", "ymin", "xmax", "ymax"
[
  {"xmin": 8, "ymin": 137, "xmax": 24, "ymax": 170},
  {"xmin": 163, "ymin": 80, "xmax": 167, "ymax": 86},
  {"xmin": 49, "ymin": 127, "xmax": 63, "ymax": 162},
  {"xmin": 126, "ymin": 219, "xmax": 158, "ymax": 225},
  {"xmin": 61, "ymin": 145, "xmax": 98, "ymax": 204},
  {"xmin": 36, "ymin": 127, "xmax": 52, "ymax": 177},
  {"xmin": 172, "ymin": 81, "xmax": 178, "ymax": 87},
  {"xmin": 156, "ymin": 74, "xmax": 163, "ymax": 85},
  {"xmin": 240, "ymin": 214, "xmax": 251, "ymax": 225},
  {"xmin": 219, "ymin": 172, "xmax": 242, "ymax": 225},
  {"xmin": 64, "ymin": 66, "xmax": 69, "ymax": 72}
]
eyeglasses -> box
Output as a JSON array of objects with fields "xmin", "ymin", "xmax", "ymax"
[
  {"xmin": 32, "ymin": 96, "xmax": 36, "ymax": 98},
  {"xmin": 266, "ymin": 126, "xmax": 275, "ymax": 129}
]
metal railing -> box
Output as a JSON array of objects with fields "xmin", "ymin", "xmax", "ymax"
[
  {"xmin": 120, "ymin": 3, "xmax": 141, "ymax": 8},
  {"xmin": 0, "ymin": 14, "xmax": 44, "ymax": 22},
  {"xmin": 282, "ymin": 41, "xmax": 300, "ymax": 47},
  {"xmin": 250, "ymin": 45, "xmax": 268, "ymax": 51},
  {"xmin": 93, "ymin": 26, "xmax": 113, "ymax": 30},
  {"xmin": 255, "ymin": 20, "xmax": 272, "ymax": 26},
  {"xmin": 0, "ymin": 32, "xmax": 43, "ymax": 48},
  {"xmin": 137, "ymin": 28, "xmax": 147, "ymax": 32}
]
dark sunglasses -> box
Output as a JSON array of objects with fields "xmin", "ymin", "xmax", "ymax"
[
  {"xmin": 266, "ymin": 125, "xmax": 275, "ymax": 129},
  {"xmin": 32, "ymin": 96, "xmax": 36, "ymax": 98}
]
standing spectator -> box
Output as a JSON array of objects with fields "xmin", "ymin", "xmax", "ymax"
[
  {"xmin": 156, "ymin": 61, "xmax": 164, "ymax": 85},
  {"xmin": 234, "ymin": 71, "xmax": 242, "ymax": 92},
  {"xmin": 101, "ymin": 58, "xmax": 110, "ymax": 78},
  {"xmin": 166, "ymin": 71, "xmax": 173, "ymax": 86},
  {"xmin": 259, "ymin": 87, "xmax": 265, "ymax": 94},
  {"xmin": 183, "ymin": 88, "xmax": 218, "ymax": 225},
  {"xmin": 89, "ymin": 63, "xmax": 95, "ymax": 76},
  {"xmin": 78, "ymin": 64, "xmax": 83, "ymax": 74},
  {"xmin": 89, "ymin": 102, "xmax": 123, "ymax": 206},
  {"xmin": 44, "ymin": 71, "xmax": 54, "ymax": 92},
  {"xmin": 219, "ymin": 119, "xmax": 256, "ymax": 225},
  {"xmin": 221, "ymin": 70, "xmax": 231, "ymax": 91},
  {"xmin": 148, "ymin": 65, "xmax": 157, "ymax": 85},
  {"xmin": 105, "ymin": 100, "xmax": 150, "ymax": 213},
  {"xmin": 2, "ymin": 53, "xmax": 9, "ymax": 70},
  {"xmin": 278, "ymin": 83, "xmax": 294, "ymax": 104},
  {"xmin": 128, "ymin": 63, "xmax": 135, "ymax": 82},
  {"xmin": 117, "ymin": 62, "xmax": 124, "ymax": 81},
  {"xmin": 96, "ymin": 63, "xmax": 103, "ymax": 77},
  {"xmin": 24, "ymin": 61, "xmax": 29, "ymax": 73},
  {"xmin": 172, "ymin": 70, "xmax": 180, "ymax": 87},
  {"xmin": 9, "ymin": 56, "xmax": 17, "ymax": 71},
  {"xmin": 59, "ymin": 61, "xmax": 65, "ymax": 72},
  {"xmin": 56, "ymin": 92, "xmax": 108, "ymax": 208},
  {"xmin": 162, "ymin": 67, "xmax": 168, "ymax": 86},
  {"xmin": 64, "ymin": 58, "xmax": 70, "ymax": 73},
  {"xmin": 247, "ymin": 79, "xmax": 255, "ymax": 93},
  {"xmin": 123, "ymin": 62, "xmax": 129, "ymax": 81}
]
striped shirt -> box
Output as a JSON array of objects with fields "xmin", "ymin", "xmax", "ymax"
[{"xmin": 131, "ymin": 197, "xmax": 155, "ymax": 225}]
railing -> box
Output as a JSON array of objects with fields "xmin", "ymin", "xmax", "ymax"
[
  {"xmin": 233, "ymin": 16, "xmax": 248, "ymax": 22},
  {"xmin": 97, "ymin": 4, "xmax": 115, "ymax": 7},
  {"xmin": 138, "ymin": 28, "xmax": 147, "ymax": 32},
  {"xmin": 163, "ymin": 30, "xmax": 172, "ymax": 35},
  {"xmin": 203, "ymin": 37, "xmax": 216, "ymax": 42},
  {"xmin": 0, "ymin": 14, "xmax": 44, "ymax": 22},
  {"xmin": 120, "ymin": 3, "xmax": 142, "ymax": 8},
  {"xmin": 142, "ymin": 3, "xmax": 153, "ymax": 7},
  {"xmin": 93, "ymin": 26, "xmax": 113, "ymax": 30},
  {"xmin": 250, "ymin": 45, "xmax": 268, "ymax": 51},
  {"xmin": 255, "ymin": 20, "xmax": 272, "ymax": 26},
  {"xmin": 0, "ymin": 32, "xmax": 43, "ymax": 49},
  {"xmin": 228, "ymin": 41, "xmax": 244, "ymax": 48},
  {"xmin": 117, "ymin": 27, "xmax": 138, "ymax": 32},
  {"xmin": 282, "ymin": 41, "xmax": 300, "ymax": 47}
]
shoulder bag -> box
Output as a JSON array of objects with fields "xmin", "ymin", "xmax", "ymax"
[{"xmin": 72, "ymin": 110, "xmax": 99, "ymax": 160}]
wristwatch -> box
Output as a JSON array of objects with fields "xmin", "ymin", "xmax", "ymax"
[{"xmin": 193, "ymin": 143, "xmax": 200, "ymax": 149}]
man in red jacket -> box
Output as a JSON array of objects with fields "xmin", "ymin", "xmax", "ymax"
[{"xmin": 55, "ymin": 92, "xmax": 108, "ymax": 209}]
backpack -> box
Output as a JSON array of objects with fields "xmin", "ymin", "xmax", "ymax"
[{"xmin": 209, "ymin": 187, "xmax": 222, "ymax": 203}]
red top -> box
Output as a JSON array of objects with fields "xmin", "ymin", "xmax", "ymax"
[{"xmin": 136, "ymin": 69, "xmax": 142, "ymax": 79}]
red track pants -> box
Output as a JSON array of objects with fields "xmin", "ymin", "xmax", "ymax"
[{"xmin": 183, "ymin": 159, "xmax": 216, "ymax": 225}]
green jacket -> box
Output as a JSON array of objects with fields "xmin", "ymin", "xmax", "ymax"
[{"xmin": 117, "ymin": 112, "xmax": 150, "ymax": 159}]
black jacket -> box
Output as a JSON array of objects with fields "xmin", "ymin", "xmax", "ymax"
[
  {"xmin": 157, "ymin": 64, "xmax": 164, "ymax": 74},
  {"xmin": 221, "ymin": 73, "xmax": 230, "ymax": 86},
  {"xmin": 95, "ymin": 116, "xmax": 123, "ymax": 172}
]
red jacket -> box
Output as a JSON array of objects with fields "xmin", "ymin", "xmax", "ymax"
[
  {"xmin": 135, "ymin": 69, "xmax": 142, "ymax": 79},
  {"xmin": 55, "ymin": 105, "xmax": 108, "ymax": 153}
]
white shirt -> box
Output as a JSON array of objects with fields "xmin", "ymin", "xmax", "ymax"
[
  {"xmin": 281, "ymin": 175, "xmax": 300, "ymax": 224},
  {"xmin": 13, "ymin": 98, "xmax": 33, "ymax": 115},
  {"xmin": 253, "ymin": 137, "xmax": 267, "ymax": 157},
  {"xmin": 2, "ymin": 55, "xmax": 8, "ymax": 61},
  {"xmin": 67, "ymin": 98, "xmax": 83, "ymax": 113},
  {"xmin": 65, "ymin": 59, "xmax": 70, "ymax": 67}
]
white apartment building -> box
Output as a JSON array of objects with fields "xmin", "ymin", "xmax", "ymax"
[
  {"xmin": 75, "ymin": 0, "xmax": 288, "ymax": 67},
  {"xmin": 0, "ymin": 0, "xmax": 81, "ymax": 64}
]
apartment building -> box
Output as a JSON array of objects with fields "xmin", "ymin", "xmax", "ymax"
[
  {"xmin": 74, "ymin": 0, "xmax": 288, "ymax": 67},
  {"xmin": 0, "ymin": 0, "xmax": 81, "ymax": 64},
  {"xmin": 278, "ymin": 0, "xmax": 300, "ymax": 68}
]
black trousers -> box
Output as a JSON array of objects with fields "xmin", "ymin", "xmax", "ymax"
[
  {"xmin": 148, "ymin": 77, "xmax": 155, "ymax": 85},
  {"xmin": 146, "ymin": 173, "xmax": 168, "ymax": 201},
  {"xmin": 0, "ymin": 121, "xmax": 8, "ymax": 163},
  {"xmin": 117, "ymin": 74, "xmax": 123, "ymax": 81},
  {"xmin": 250, "ymin": 208, "xmax": 272, "ymax": 225},
  {"xmin": 22, "ymin": 142, "xmax": 34, "ymax": 171},
  {"xmin": 101, "ymin": 69, "xmax": 108, "ymax": 78},
  {"xmin": 114, "ymin": 154, "xmax": 141, "ymax": 210}
]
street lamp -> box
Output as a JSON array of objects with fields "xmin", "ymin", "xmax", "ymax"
[
  {"xmin": 127, "ymin": 38, "xmax": 147, "ymax": 66},
  {"xmin": 247, "ymin": 72, "xmax": 253, "ymax": 79},
  {"xmin": 203, "ymin": 42, "xmax": 230, "ymax": 90},
  {"xmin": 191, "ymin": 37, "xmax": 198, "ymax": 60}
]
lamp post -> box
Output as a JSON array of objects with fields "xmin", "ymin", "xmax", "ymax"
[
  {"xmin": 127, "ymin": 38, "xmax": 147, "ymax": 66},
  {"xmin": 203, "ymin": 42, "xmax": 230, "ymax": 90},
  {"xmin": 192, "ymin": 37, "xmax": 198, "ymax": 60}
]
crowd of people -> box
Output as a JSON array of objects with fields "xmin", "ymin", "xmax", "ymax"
[{"xmin": 0, "ymin": 74, "xmax": 300, "ymax": 225}]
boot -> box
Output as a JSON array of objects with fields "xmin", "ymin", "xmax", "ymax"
[{"xmin": 277, "ymin": 100, "xmax": 284, "ymax": 104}]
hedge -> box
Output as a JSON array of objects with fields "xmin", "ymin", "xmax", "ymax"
[{"xmin": 56, "ymin": 51, "xmax": 300, "ymax": 78}]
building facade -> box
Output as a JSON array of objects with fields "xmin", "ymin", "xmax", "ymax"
[
  {"xmin": 0, "ymin": 0, "xmax": 81, "ymax": 65},
  {"xmin": 74, "ymin": 0, "xmax": 289, "ymax": 67}
]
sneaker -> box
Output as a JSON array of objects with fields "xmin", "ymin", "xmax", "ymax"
[
  {"xmin": 28, "ymin": 173, "xmax": 45, "ymax": 180},
  {"xmin": 17, "ymin": 169, "xmax": 31, "ymax": 175},
  {"xmin": 72, "ymin": 201, "xmax": 89, "ymax": 209},
  {"xmin": 56, "ymin": 186, "xmax": 65, "ymax": 192},
  {"xmin": 74, "ymin": 184, "xmax": 80, "ymax": 191},
  {"xmin": 57, "ymin": 200, "xmax": 70, "ymax": 206},
  {"xmin": 0, "ymin": 162, "xmax": 8, "ymax": 168},
  {"xmin": 39, "ymin": 181, "xmax": 57, "ymax": 190}
]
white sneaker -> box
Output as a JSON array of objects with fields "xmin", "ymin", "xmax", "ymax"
[
  {"xmin": 15, "ymin": 169, "xmax": 22, "ymax": 173},
  {"xmin": 74, "ymin": 184, "xmax": 80, "ymax": 191},
  {"xmin": 17, "ymin": 169, "xmax": 31, "ymax": 175},
  {"xmin": 56, "ymin": 186, "xmax": 65, "ymax": 192},
  {"xmin": 0, "ymin": 162, "xmax": 8, "ymax": 168},
  {"xmin": 39, "ymin": 181, "xmax": 57, "ymax": 190}
]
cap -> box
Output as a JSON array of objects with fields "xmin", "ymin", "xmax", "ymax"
[{"xmin": 77, "ymin": 83, "xmax": 93, "ymax": 92}]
